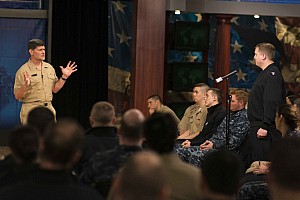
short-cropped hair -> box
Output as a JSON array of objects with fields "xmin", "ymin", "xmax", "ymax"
[
  {"xmin": 255, "ymin": 42, "xmax": 275, "ymax": 61},
  {"xmin": 208, "ymin": 88, "xmax": 223, "ymax": 104},
  {"xmin": 27, "ymin": 39, "xmax": 45, "ymax": 50},
  {"xmin": 90, "ymin": 101, "xmax": 115, "ymax": 124},
  {"xmin": 147, "ymin": 94, "xmax": 162, "ymax": 103}
]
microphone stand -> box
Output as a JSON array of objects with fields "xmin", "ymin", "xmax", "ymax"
[
  {"xmin": 215, "ymin": 70, "xmax": 237, "ymax": 150},
  {"xmin": 225, "ymin": 77, "xmax": 231, "ymax": 150}
]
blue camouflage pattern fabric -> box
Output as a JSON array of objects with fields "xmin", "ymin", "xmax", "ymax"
[
  {"xmin": 175, "ymin": 109, "xmax": 250, "ymax": 167},
  {"xmin": 237, "ymin": 181, "xmax": 270, "ymax": 200},
  {"xmin": 79, "ymin": 145, "xmax": 142, "ymax": 197},
  {"xmin": 287, "ymin": 129, "xmax": 300, "ymax": 137}
]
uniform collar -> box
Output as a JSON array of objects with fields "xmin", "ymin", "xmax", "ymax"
[{"xmin": 28, "ymin": 59, "xmax": 45, "ymax": 70}]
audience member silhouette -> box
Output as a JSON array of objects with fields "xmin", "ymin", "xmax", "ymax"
[
  {"xmin": 269, "ymin": 138, "xmax": 300, "ymax": 200},
  {"xmin": 74, "ymin": 101, "xmax": 118, "ymax": 176},
  {"xmin": 0, "ymin": 118, "xmax": 104, "ymax": 200},
  {"xmin": 200, "ymin": 150, "xmax": 243, "ymax": 200},
  {"xmin": 144, "ymin": 112, "xmax": 202, "ymax": 200},
  {"xmin": 275, "ymin": 103, "xmax": 300, "ymax": 137},
  {"xmin": 237, "ymin": 103, "xmax": 300, "ymax": 200},
  {"xmin": 0, "ymin": 125, "xmax": 39, "ymax": 187},
  {"xmin": 108, "ymin": 151, "xmax": 170, "ymax": 200},
  {"xmin": 79, "ymin": 109, "xmax": 145, "ymax": 198},
  {"xmin": 26, "ymin": 106, "xmax": 55, "ymax": 135}
]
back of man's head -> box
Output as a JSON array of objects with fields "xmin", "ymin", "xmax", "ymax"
[
  {"xmin": 40, "ymin": 118, "xmax": 84, "ymax": 168},
  {"xmin": 144, "ymin": 112, "xmax": 178, "ymax": 154},
  {"xmin": 208, "ymin": 88, "xmax": 223, "ymax": 104},
  {"xmin": 201, "ymin": 150, "xmax": 242, "ymax": 197},
  {"xmin": 270, "ymin": 138, "xmax": 300, "ymax": 196},
  {"xmin": 27, "ymin": 106, "xmax": 55, "ymax": 136},
  {"xmin": 230, "ymin": 88, "xmax": 249, "ymax": 106},
  {"xmin": 9, "ymin": 125, "xmax": 39, "ymax": 164},
  {"xmin": 112, "ymin": 151, "xmax": 169, "ymax": 200},
  {"xmin": 90, "ymin": 101, "xmax": 115, "ymax": 126},
  {"xmin": 118, "ymin": 109, "xmax": 145, "ymax": 141}
]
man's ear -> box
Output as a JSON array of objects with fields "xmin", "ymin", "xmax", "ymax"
[
  {"xmin": 239, "ymin": 100, "xmax": 244, "ymax": 107},
  {"xmin": 29, "ymin": 49, "xmax": 33, "ymax": 56},
  {"xmin": 112, "ymin": 116, "xmax": 117, "ymax": 125},
  {"xmin": 89, "ymin": 116, "xmax": 94, "ymax": 127}
]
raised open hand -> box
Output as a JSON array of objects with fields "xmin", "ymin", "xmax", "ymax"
[
  {"xmin": 60, "ymin": 61, "xmax": 78, "ymax": 78},
  {"xmin": 23, "ymin": 71, "xmax": 30, "ymax": 87}
]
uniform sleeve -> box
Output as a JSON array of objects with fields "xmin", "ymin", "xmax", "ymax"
[
  {"xmin": 214, "ymin": 111, "xmax": 250, "ymax": 151},
  {"xmin": 172, "ymin": 112, "xmax": 180, "ymax": 125},
  {"xmin": 14, "ymin": 69, "xmax": 25, "ymax": 90},
  {"xmin": 191, "ymin": 107, "xmax": 226, "ymax": 146},
  {"xmin": 263, "ymin": 72, "xmax": 285, "ymax": 126},
  {"xmin": 210, "ymin": 118, "xmax": 226, "ymax": 149},
  {"xmin": 178, "ymin": 107, "xmax": 190, "ymax": 132},
  {"xmin": 228, "ymin": 118, "xmax": 250, "ymax": 151},
  {"xmin": 49, "ymin": 64, "xmax": 59, "ymax": 86}
]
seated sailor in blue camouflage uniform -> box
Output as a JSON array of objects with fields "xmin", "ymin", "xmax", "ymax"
[{"xmin": 176, "ymin": 88, "xmax": 250, "ymax": 167}]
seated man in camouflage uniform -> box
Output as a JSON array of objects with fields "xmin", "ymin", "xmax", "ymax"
[
  {"xmin": 177, "ymin": 83, "xmax": 209, "ymax": 140},
  {"xmin": 176, "ymin": 89, "xmax": 250, "ymax": 167}
]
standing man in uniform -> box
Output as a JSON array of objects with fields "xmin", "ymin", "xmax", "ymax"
[
  {"xmin": 14, "ymin": 39, "xmax": 77, "ymax": 124},
  {"xmin": 248, "ymin": 43, "xmax": 285, "ymax": 164}
]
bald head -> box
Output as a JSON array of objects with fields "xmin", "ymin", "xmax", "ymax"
[
  {"xmin": 119, "ymin": 109, "xmax": 145, "ymax": 141},
  {"xmin": 122, "ymin": 109, "xmax": 145, "ymax": 126}
]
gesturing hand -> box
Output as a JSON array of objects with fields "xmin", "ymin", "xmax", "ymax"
[
  {"xmin": 60, "ymin": 61, "xmax": 78, "ymax": 78},
  {"xmin": 23, "ymin": 72, "xmax": 30, "ymax": 87}
]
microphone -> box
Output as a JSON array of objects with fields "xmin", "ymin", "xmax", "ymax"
[{"xmin": 215, "ymin": 70, "xmax": 238, "ymax": 83}]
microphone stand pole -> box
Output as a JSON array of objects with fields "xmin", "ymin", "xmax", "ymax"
[
  {"xmin": 225, "ymin": 77, "xmax": 231, "ymax": 150},
  {"xmin": 216, "ymin": 70, "xmax": 237, "ymax": 150}
]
